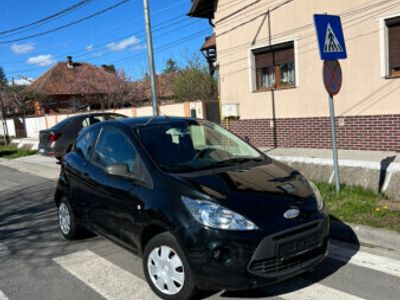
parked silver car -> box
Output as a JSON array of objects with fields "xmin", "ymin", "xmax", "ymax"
[{"xmin": 39, "ymin": 112, "xmax": 126, "ymax": 160}]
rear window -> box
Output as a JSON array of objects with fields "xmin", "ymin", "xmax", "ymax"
[
  {"xmin": 82, "ymin": 114, "xmax": 126, "ymax": 128},
  {"xmin": 50, "ymin": 117, "xmax": 75, "ymax": 131}
]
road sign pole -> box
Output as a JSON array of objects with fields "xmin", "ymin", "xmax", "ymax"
[{"xmin": 329, "ymin": 94, "xmax": 340, "ymax": 193}]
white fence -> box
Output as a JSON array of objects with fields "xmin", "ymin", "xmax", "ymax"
[
  {"xmin": 0, "ymin": 119, "xmax": 16, "ymax": 137},
  {"xmin": 1, "ymin": 101, "xmax": 204, "ymax": 139}
]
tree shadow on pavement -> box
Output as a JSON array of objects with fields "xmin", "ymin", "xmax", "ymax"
[{"xmin": 0, "ymin": 182, "xmax": 104, "ymax": 271}]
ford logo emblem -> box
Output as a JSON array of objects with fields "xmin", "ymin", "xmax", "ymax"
[{"xmin": 284, "ymin": 208, "xmax": 300, "ymax": 219}]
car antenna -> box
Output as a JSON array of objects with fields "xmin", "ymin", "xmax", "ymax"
[
  {"xmin": 142, "ymin": 113, "xmax": 170, "ymax": 127},
  {"xmin": 143, "ymin": 115, "xmax": 158, "ymax": 127}
]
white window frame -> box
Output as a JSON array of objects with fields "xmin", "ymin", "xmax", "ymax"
[
  {"xmin": 377, "ymin": 13, "xmax": 400, "ymax": 78},
  {"xmin": 248, "ymin": 37, "xmax": 299, "ymax": 92}
]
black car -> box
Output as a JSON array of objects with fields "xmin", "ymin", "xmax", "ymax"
[
  {"xmin": 39, "ymin": 112, "xmax": 126, "ymax": 160},
  {"xmin": 56, "ymin": 116, "xmax": 329, "ymax": 300}
]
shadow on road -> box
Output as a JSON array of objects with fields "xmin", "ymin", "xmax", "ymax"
[{"xmin": 0, "ymin": 182, "xmax": 102, "ymax": 270}]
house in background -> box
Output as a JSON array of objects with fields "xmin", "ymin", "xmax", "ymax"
[
  {"xmin": 189, "ymin": 0, "xmax": 400, "ymax": 152},
  {"xmin": 24, "ymin": 56, "xmax": 129, "ymax": 115}
]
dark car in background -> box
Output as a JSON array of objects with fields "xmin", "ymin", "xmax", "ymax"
[
  {"xmin": 39, "ymin": 112, "xmax": 126, "ymax": 160},
  {"xmin": 55, "ymin": 116, "xmax": 329, "ymax": 300}
]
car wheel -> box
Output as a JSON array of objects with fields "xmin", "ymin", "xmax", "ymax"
[
  {"xmin": 143, "ymin": 232, "xmax": 198, "ymax": 300},
  {"xmin": 57, "ymin": 197, "xmax": 84, "ymax": 240}
]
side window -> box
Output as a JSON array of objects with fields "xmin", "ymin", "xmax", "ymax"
[
  {"xmin": 253, "ymin": 41, "xmax": 296, "ymax": 91},
  {"xmin": 74, "ymin": 128, "xmax": 98, "ymax": 160},
  {"xmin": 82, "ymin": 117, "xmax": 91, "ymax": 128},
  {"xmin": 93, "ymin": 128, "xmax": 137, "ymax": 173},
  {"xmin": 386, "ymin": 17, "xmax": 400, "ymax": 77}
]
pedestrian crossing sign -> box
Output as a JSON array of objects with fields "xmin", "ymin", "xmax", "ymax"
[{"xmin": 314, "ymin": 14, "xmax": 347, "ymax": 60}]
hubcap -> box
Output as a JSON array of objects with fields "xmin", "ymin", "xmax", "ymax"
[
  {"xmin": 147, "ymin": 245, "xmax": 185, "ymax": 295},
  {"xmin": 58, "ymin": 203, "xmax": 71, "ymax": 235}
]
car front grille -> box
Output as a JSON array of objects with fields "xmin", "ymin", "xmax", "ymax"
[
  {"xmin": 249, "ymin": 239, "xmax": 327, "ymax": 275},
  {"xmin": 248, "ymin": 220, "xmax": 329, "ymax": 277}
]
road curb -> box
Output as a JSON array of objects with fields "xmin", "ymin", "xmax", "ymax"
[{"xmin": 330, "ymin": 219, "xmax": 400, "ymax": 250}]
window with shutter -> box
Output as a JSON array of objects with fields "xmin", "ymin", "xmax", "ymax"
[
  {"xmin": 253, "ymin": 41, "xmax": 296, "ymax": 91},
  {"xmin": 386, "ymin": 17, "xmax": 400, "ymax": 77}
]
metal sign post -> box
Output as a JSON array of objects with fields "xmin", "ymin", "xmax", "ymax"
[
  {"xmin": 323, "ymin": 60, "xmax": 342, "ymax": 193},
  {"xmin": 314, "ymin": 14, "xmax": 348, "ymax": 193},
  {"xmin": 329, "ymin": 94, "xmax": 340, "ymax": 193}
]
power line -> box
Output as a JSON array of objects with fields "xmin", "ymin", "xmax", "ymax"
[
  {"xmin": 0, "ymin": 0, "xmax": 95, "ymax": 35},
  {"xmin": 0, "ymin": 0, "xmax": 131, "ymax": 44}
]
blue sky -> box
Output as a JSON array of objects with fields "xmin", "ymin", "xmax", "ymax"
[{"xmin": 0, "ymin": 0, "xmax": 211, "ymax": 83}]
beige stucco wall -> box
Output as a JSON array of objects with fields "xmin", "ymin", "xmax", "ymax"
[{"xmin": 215, "ymin": 0, "xmax": 400, "ymax": 119}]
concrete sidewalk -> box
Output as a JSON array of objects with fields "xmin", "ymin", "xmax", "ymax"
[
  {"xmin": 0, "ymin": 155, "xmax": 59, "ymax": 179},
  {"xmin": 10, "ymin": 137, "xmax": 39, "ymax": 150},
  {"xmin": 262, "ymin": 147, "xmax": 400, "ymax": 200}
]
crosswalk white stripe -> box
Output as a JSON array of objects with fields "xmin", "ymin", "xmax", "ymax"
[
  {"xmin": 278, "ymin": 282, "xmax": 365, "ymax": 300},
  {"xmin": 329, "ymin": 244, "xmax": 400, "ymax": 278},
  {"xmin": 0, "ymin": 290, "xmax": 10, "ymax": 300},
  {"xmin": 53, "ymin": 249, "xmax": 158, "ymax": 300}
]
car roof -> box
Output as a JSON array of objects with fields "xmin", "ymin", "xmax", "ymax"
[{"xmin": 119, "ymin": 116, "xmax": 199, "ymax": 128}]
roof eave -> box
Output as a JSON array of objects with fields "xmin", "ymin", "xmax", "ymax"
[{"xmin": 187, "ymin": 0, "xmax": 215, "ymax": 19}]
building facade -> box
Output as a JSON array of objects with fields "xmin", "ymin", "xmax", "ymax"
[{"xmin": 189, "ymin": 0, "xmax": 400, "ymax": 152}]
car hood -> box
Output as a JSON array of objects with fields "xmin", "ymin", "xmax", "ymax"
[{"xmin": 174, "ymin": 159, "xmax": 320, "ymax": 233}]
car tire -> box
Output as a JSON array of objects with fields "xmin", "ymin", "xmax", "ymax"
[
  {"xmin": 57, "ymin": 197, "xmax": 85, "ymax": 240},
  {"xmin": 143, "ymin": 232, "xmax": 198, "ymax": 300}
]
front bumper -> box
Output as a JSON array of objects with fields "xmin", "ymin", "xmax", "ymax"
[{"xmin": 178, "ymin": 215, "xmax": 329, "ymax": 291}]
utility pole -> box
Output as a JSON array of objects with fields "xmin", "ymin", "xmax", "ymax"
[{"xmin": 142, "ymin": 0, "xmax": 159, "ymax": 116}]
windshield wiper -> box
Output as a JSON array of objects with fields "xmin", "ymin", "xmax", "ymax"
[
  {"xmin": 212, "ymin": 157, "xmax": 264, "ymax": 167},
  {"xmin": 160, "ymin": 164, "xmax": 197, "ymax": 172}
]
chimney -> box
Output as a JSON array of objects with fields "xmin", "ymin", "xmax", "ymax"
[{"xmin": 67, "ymin": 56, "xmax": 74, "ymax": 69}]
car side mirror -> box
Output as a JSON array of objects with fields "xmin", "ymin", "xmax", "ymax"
[{"xmin": 105, "ymin": 163, "xmax": 130, "ymax": 177}]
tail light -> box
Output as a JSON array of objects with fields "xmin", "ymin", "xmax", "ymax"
[{"xmin": 48, "ymin": 132, "xmax": 60, "ymax": 142}]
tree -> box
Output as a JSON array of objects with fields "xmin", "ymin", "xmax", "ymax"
[
  {"xmin": 172, "ymin": 65, "xmax": 217, "ymax": 102},
  {"xmin": 163, "ymin": 58, "xmax": 179, "ymax": 73},
  {"xmin": 0, "ymin": 66, "xmax": 7, "ymax": 88}
]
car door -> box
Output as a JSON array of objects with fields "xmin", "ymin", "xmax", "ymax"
[
  {"xmin": 63, "ymin": 127, "xmax": 100, "ymax": 224},
  {"xmin": 88, "ymin": 126, "xmax": 149, "ymax": 251}
]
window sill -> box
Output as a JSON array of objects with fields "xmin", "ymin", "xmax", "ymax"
[
  {"xmin": 385, "ymin": 75, "xmax": 400, "ymax": 79},
  {"xmin": 253, "ymin": 85, "xmax": 297, "ymax": 93}
]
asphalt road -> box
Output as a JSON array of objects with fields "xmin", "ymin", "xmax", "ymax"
[{"xmin": 1, "ymin": 165, "xmax": 400, "ymax": 300}]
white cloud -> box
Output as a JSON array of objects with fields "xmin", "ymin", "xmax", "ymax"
[
  {"xmin": 86, "ymin": 44, "xmax": 94, "ymax": 51},
  {"xmin": 133, "ymin": 44, "xmax": 146, "ymax": 51},
  {"xmin": 11, "ymin": 42, "xmax": 35, "ymax": 54},
  {"xmin": 27, "ymin": 54, "xmax": 56, "ymax": 66},
  {"xmin": 107, "ymin": 36, "xmax": 140, "ymax": 52},
  {"xmin": 13, "ymin": 78, "xmax": 34, "ymax": 85}
]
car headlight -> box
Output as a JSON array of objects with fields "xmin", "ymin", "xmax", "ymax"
[
  {"xmin": 308, "ymin": 181, "xmax": 324, "ymax": 211},
  {"xmin": 182, "ymin": 196, "xmax": 259, "ymax": 231}
]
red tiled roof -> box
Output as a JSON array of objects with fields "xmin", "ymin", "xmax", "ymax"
[
  {"xmin": 201, "ymin": 33, "xmax": 216, "ymax": 50},
  {"xmin": 24, "ymin": 60, "xmax": 128, "ymax": 95}
]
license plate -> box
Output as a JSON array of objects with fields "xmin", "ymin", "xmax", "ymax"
[{"xmin": 278, "ymin": 232, "xmax": 321, "ymax": 259}]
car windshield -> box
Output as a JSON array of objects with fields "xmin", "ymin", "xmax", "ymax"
[{"xmin": 137, "ymin": 121, "xmax": 264, "ymax": 172}]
